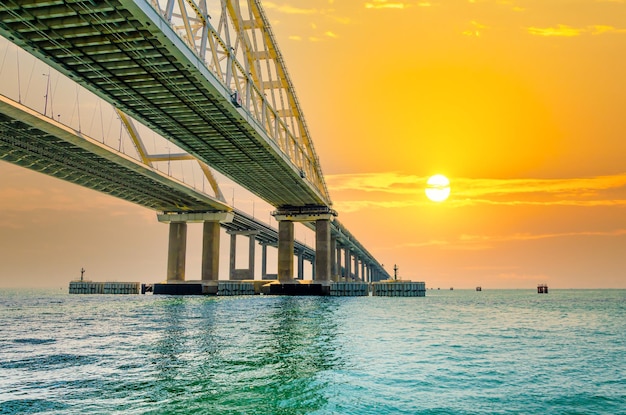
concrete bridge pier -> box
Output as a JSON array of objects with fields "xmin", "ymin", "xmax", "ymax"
[
  {"xmin": 296, "ymin": 249, "xmax": 304, "ymax": 279},
  {"xmin": 166, "ymin": 222, "xmax": 187, "ymax": 281},
  {"xmin": 344, "ymin": 247, "xmax": 352, "ymax": 281},
  {"xmin": 260, "ymin": 242, "xmax": 279, "ymax": 279},
  {"xmin": 228, "ymin": 230, "xmax": 259, "ymax": 280},
  {"xmin": 335, "ymin": 243, "xmax": 342, "ymax": 281},
  {"xmin": 201, "ymin": 221, "xmax": 220, "ymax": 281},
  {"xmin": 272, "ymin": 207, "xmax": 337, "ymax": 293},
  {"xmin": 158, "ymin": 211, "xmax": 234, "ymax": 282},
  {"xmin": 277, "ymin": 220, "xmax": 294, "ymax": 281},
  {"xmin": 330, "ymin": 236, "xmax": 338, "ymax": 281},
  {"xmin": 315, "ymin": 219, "xmax": 331, "ymax": 281}
]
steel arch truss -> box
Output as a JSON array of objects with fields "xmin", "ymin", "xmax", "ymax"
[{"xmin": 149, "ymin": 0, "xmax": 330, "ymax": 203}]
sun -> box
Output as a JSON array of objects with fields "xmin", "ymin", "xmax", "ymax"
[{"xmin": 425, "ymin": 174, "xmax": 451, "ymax": 202}]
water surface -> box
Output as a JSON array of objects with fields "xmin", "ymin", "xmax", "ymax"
[{"xmin": 1, "ymin": 289, "xmax": 624, "ymax": 414}]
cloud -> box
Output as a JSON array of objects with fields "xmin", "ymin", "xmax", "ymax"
[
  {"xmin": 365, "ymin": 0, "xmax": 409, "ymax": 9},
  {"xmin": 394, "ymin": 229, "xmax": 626, "ymax": 251},
  {"xmin": 527, "ymin": 24, "xmax": 584, "ymax": 37},
  {"xmin": 468, "ymin": 0, "xmax": 524, "ymax": 10},
  {"xmin": 527, "ymin": 24, "xmax": 626, "ymax": 37},
  {"xmin": 453, "ymin": 175, "xmax": 626, "ymax": 199},
  {"xmin": 463, "ymin": 20, "xmax": 488, "ymax": 37},
  {"xmin": 589, "ymin": 25, "xmax": 626, "ymax": 35},
  {"xmin": 326, "ymin": 172, "xmax": 626, "ymax": 211},
  {"xmin": 264, "ymin": 2, "xmax": 349, "ymax": 42},
  {"xmin": 263, "ymin": 2, "xmax": 319, "ymax": 15}
]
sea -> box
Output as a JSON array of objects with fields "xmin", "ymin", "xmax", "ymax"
[{"xmin": 0, "ymin": 288, "xmax": 624, "ymax": 415}]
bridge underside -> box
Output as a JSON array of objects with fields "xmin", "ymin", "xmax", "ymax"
[
  {"xmin": 0, "ymin": 93, "xmax": 318, "ymax": 261},
  {"xmin": 0, "ymin": 96, "xmax": 230, "ymax": 212},
  {"xmin": 0, "ymin": 1, "xmax": 328, "ymax": 208}
]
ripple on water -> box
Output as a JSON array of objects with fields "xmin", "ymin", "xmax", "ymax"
[
  {"xmin": 0, "ymin": 399, "xmax": 70, "ymax": 414},
  {"xmin": 0, "ymin": 353, "xmax": 99, "ymax": 370}
]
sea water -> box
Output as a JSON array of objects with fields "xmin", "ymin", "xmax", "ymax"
[{"xmin": 0, "ymin": 289, "xmax": 624, "ymax": 414}]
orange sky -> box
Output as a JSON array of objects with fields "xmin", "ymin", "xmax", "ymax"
[{"xmin": 1, "ymin": 0, "xmax": 626, "ymax": 288}]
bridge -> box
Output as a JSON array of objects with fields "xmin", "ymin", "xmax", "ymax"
[{"xmin": 0, "ymin": 0, "xmax": 392, "ymax": 289}]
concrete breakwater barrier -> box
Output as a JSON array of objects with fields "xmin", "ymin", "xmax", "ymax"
[
  {"xmin": 330, "ymin": 282, "xmax": 369, "ymax": 296},
  {"xmin": 218, "ymin": 281, "xmax": 256, "ymax": 296},
  {"xmin": 69, "ymin": 281, "xmax": 141, "ymax": 294},
  {"xmin": 71, "ymin": 280, "xmax": 427, "ymax": 297},
  {"xmin": 372, "ymin": 281, "xmax": 426, "ymax": 297}
]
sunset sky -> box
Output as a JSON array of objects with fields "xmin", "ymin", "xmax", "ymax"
[{"xmin": 1, "ymin": 0, "xmax": 626, "ymax": 289}]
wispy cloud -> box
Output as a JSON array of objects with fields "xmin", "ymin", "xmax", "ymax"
[
  {"xmin": 394, "ymin": 229, "xmax": 626, "ymax": 250},
  {"xmin": 264, "ymin": 2, "xmax": 349, "ymax": 42},
  {"xmin": 468, "ymin": 0, "xmax": 524, "ymax": 11},
  {"xmin": 528, "ymin": 24, "xmax": 626, "ymax": 37},
  {"xmin": 589, "ymin": 25, "xmax": 626, "ymax": 35},
  {"xmin": 326, "ymin": 172, "xmax": 626, "ymax": 211},
  {"xmin": 365, "ymin": 0, "xmax": 410, "ymax": 9},
  {"xmin": 364, "ymin": 0, "xmax": 431, "ymax": 8},
  {"xmin": 263, "ymin": 2, "xmax": 319, "ymax": 15},
  {"xmin": 528, "ymin": 24, "xmax": 584, "ymax": 37},
  {"xmin": 463, "ymin": 20, "xmax": 488, "ymax": 37}
]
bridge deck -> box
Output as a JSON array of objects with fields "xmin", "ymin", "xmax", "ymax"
[
  {"xmin": 0, "ymin": 0, "xmax": 328, "ymax": 208},
  {"xmin": 0, "ymin": 94, "xmax": 229, "ymax": 212}
]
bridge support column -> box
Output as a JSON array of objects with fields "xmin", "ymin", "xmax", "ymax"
[
  {"xmin": 330, "ymin": 236, "xmax": 337, "ymax": 281},
  {"xmin": 277, "ymin": 220, "xmax": 294, "ymax": 281},
  {"xmin": 336, "ymin": 244, "xmax": 342, "ymax": 282},
  {"xmin": 315, "ymin": 219, "xmax": 331, "ymax": 281},
  {"xmin": 229, "ymin": 233, "xmax": 237, "ymax": 279},
  {"xmin": 201, "ymin": 221, "xmax": 220, "ymax": 281},
  {"xmin": 360, "ymin": 260, "xmax": 365, "ymax": 283},
  {"xmin": 344, "ymin": 248, "xmax": 351, "ymax": 281},
  {"xmin": 158, "ymin": 211, "xmax": 234, "ymax": 282},
  {"xmin": 297, "ymin": 250, "xmax": 304, "ymax": 280},
  {"xmin": 273, "ymin": 207, "xmax": 337, "ymax": 283},
  {"xmin": 166, "ymin": 222, "xmax": 187, "ymax": 281},
  {"xmin": 227, "ymin": 230, "xmax": 258, "ymax": 280},
  {"xmin": 261, "ymin": 243, "xmax": 268, "ymax": 278},
  {"xmin": 248, "ymin": 233, "xmax": 257, "ymax": 279}
]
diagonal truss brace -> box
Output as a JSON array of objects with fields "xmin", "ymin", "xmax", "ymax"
[
  {"xmin": 116, "ymin": 107, "xmax": 226, "ymax": 202},
  {"xmin": 147, "ymin": 0, "xmax": 331, "ymax": 204}
]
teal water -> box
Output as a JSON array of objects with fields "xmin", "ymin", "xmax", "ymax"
[{"xmin": 0, "ymin": 289, "xmax": 624, "ymax": 414}]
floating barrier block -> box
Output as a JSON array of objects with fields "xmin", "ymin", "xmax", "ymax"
[
  {"xmin": 371, "ymin": 281, "xmax": 426, "ymax": 297},
  {"xmin": 69, "ymin": 281, "xmax": 140, "ymax": 294},
  {"xmin": 330, "ymin": 282, "xmax": 369, "ymax": 296},
  {"xmin": 218, "ymin": 281, "xmax": 255, "ymax": 296},
  {"xmin": 69, "ymin": 281, "xmax": 104, "ymax": 294}
]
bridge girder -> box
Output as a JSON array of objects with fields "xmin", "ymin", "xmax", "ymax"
[{"xmin": 0, "ymin": 0, "xmax": 331, "ymax": 208}]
